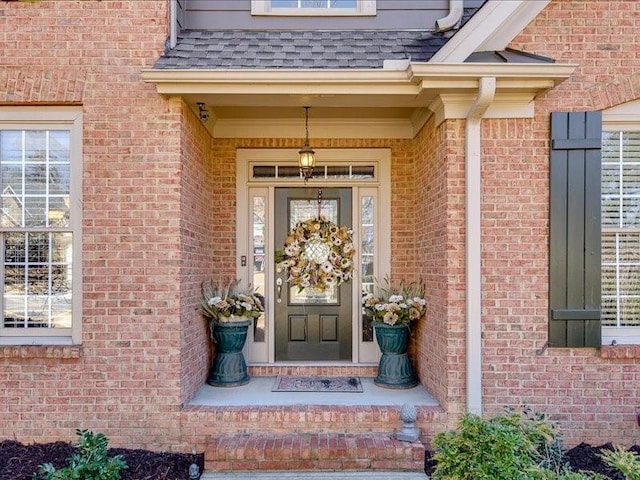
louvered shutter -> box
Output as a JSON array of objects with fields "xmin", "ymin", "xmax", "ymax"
[{"xmin": 549, "ymin": 111, "xmax": 602, "ymax": 347}]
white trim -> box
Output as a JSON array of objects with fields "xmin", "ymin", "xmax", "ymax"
[
  {"xmin": 603, "ymin": 327, "xmax": 640, "ymax": 346},
  {"xmin": 428, "ymin": 92, "xmax": 535, "ymax": 127},
  {"xmin": 0, "ymin": 106, "xmax": 83, "ymax": 345},
  {"xmin": 601, "ymin": 98, "xmax": 640, "ymax": 346},
  {"xmin": 251, "ymin": 0, "xmax": 375, "ymax": 16},
  {"xmin": 236, "ymin": 148, "xmax": 390, "ymax": 364},
  {"xmin": 430, "ymin": 0, "xmax": 551, "ymax": 63},
  {"xmin": 213, "ymin": 118, "xmax": 415, "ymax": 139},
  {"xmin": 465, "ymin": 77, "xmax": 496, "ymax": 415},
  {"xmin": 170, "ymin": 0, "xmax": 177, "ymax": 49}
]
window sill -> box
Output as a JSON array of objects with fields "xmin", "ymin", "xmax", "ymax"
[
  {"xmin": 0, "ymin": 345, "xmax": 82, "ymax": 359},
  {"xmin": 600, "ymin": 345, "xmax": 640, "ymax": 359}
]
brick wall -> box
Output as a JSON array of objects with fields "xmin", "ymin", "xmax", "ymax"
[
  {"xmin": 0, "ymin": 0, "xmax": 190, "ymax": 449},
  {"xmin": 478, "ymin": 0, "xmax": 640, "ymax": 445},
  {"xmin": 413, "ymin": 116, "xmax": 467, "ymax": 422}
]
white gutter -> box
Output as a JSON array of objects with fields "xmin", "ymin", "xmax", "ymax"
[
  {"xmin": 170, "ymin": 0, "xmax": 178, "ymax": 49},
  {"xmin": 436, "ymin": 0, "xmax": 464, "ymax": 33},
  {"xmin": 465, "ymin": 76, "xmax": 495, "ymax": 415}
]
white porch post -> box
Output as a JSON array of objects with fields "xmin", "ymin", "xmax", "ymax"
[{"xmin": 465, "ymin": 76, "xmax": 495, "ymax": 415}]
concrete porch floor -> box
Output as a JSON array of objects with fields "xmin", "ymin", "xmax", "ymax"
[{"xmin": 188, "ymin": 376, "xmax": 439, "ymax": 407}]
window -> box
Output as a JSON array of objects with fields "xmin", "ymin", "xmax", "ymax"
[
  {"xmin": 0, "ymin": 107, "xmax": 82, "ymax": 345},
  {"xmin": 601, "ymin": 129, "xmax": 640, "ymax": 344},
  {"xmin": 251, "ymin": 0, "xmax": 375, "ymax": 16}
]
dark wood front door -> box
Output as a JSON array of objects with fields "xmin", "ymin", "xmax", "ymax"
[{"xmin": 274, "ymin": 187, "xmax": 352, "ymax": 361}]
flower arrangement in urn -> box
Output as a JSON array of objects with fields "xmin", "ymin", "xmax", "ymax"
[
  {"xmin": 362, "ymin": 276, "xmax": 427, "ymax": 326},
  {"xmin": 200, "ymin": 279, "xmax": 264, "ymax": 387},
  {"xmin": 362, "ymin": 276, "xmax": 427, "ymax": 389},
  {"xmin": 200, "ymin": 279, "xmax": 264, "ymax": 323}
]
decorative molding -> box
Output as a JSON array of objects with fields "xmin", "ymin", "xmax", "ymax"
[
  {"xmin": 428, "ymin": 92, "xmax": 535, "ymax": 126},
  {"xmin": 0, "ymin": 67, "xmax": 85, "ymax": 104},
  {"xmin": 429, "ymin": 0, "xmax": 551, "ymax": 63}
]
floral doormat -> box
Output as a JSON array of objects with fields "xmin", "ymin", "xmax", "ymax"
[{"xmin": 271, "ymin": 376, "xmax": 363, "ymax": 393}]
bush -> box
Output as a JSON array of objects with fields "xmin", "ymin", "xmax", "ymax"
[
  {"xmin": 430, "ymin": 408, "xmax": 597, "ymax": 480},
  {"xmin": 600, "ymin": 447, "xmax": 640, "ymax": 480},
  {"xmin": 34, "ymin": 429, "xmax": 127, "ymax": 480}
]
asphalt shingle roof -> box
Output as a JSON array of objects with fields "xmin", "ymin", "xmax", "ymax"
[{"xmin": 153, "ymin": 30, "xmax": 450, "ymax": 69}]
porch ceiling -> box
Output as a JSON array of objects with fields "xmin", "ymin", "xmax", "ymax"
[{"xmin": 141, "ymin": 62, "xmax": 576, "ymax": 138}]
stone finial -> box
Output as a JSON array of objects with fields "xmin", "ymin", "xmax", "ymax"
[
  {"xmin": 188, "ymin": 463, "xmax": 201, "ymax": 479},
  {"xmin": 396, "ymin": 403, "xmax": 420, "ymax": 442}
]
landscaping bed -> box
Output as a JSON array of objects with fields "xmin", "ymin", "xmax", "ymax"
[
  {"xmin": 425, "ymin": 443, "xmax": 640, "ymax": 479},
  {"xmin": 0, "ymin": 440, "xmax": 203, "ymax": 480}
]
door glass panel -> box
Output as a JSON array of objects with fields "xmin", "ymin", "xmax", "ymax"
[
  {"xmin": 288, "ymin": 197, "xmax": 339, "ymax": 304},
  {"xmin": 361, "ymin": 195, "xmax": 375, "ymax": 342},
  {"xmin": 252, "ymin": 196, "xmax": 266, "ymax": 342}
]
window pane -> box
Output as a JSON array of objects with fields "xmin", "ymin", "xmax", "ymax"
[
  {"xmin": 272, "ymin": 0, "xmax": 296, "ymax": 7},
  {"xmin": 361, "ymin": 195, "xmax": 374, "ymax": 342},
  {"xmin": 619, "ymin": 233, "xmax": 640, "ymax": 262},
  {"xmin": 3, "ymin": 232, "xmax": 72, "ymax": 329},
  {"xmin": 622, "ymin": 132, "xmax": 640, "ymax": 163},
  {"xmin": 1, "ymin": 130, "xmax": 71, "ymax": 228},
  {"xmin": 619, "ymin": 297, "xmax": 640, "ymax": 327},
  {"xmin": 252, "ymin": 196, "xmax": 266, "ymax": 342},
  {"xmin": 0, "ymin": 131, "xmax": 23, "ymax": 162}
]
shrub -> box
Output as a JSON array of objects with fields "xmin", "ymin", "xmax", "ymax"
[
  {"xmin": 430, "ymin": 408, "xmax": 595, "ymax": 480},
  {"xmin": 35, "ymin": 429, "xmax": 127, "ymax": 480},
  {"xmin": 600, "ymin": 446, "xmax": 640, "ymax": 480}
]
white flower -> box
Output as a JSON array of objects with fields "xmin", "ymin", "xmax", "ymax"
[
  {"xmin": 388, "ymin": 294, "xmax": 404, "ymax": 303},
  {"xmin": 208, "ymin": 296, "xmax": 222, "ymax": 306}
]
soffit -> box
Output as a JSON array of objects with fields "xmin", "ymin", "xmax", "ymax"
[{"xmin": 141, "ymin": 62, "xmax": 575, "ymax": 138}]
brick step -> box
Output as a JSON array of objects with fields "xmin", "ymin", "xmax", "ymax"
[{"xmin": 204, "ymin": 433, "xmax": 425, "ymax": 473}]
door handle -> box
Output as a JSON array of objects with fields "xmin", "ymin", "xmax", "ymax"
[{"xmin": 276, "ymin": 277, "xmax": 283, "ymax": 303}]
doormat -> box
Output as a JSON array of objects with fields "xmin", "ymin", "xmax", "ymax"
[{"xmin": 271, "ymin": 376, "xmax": 363, "ymax": 393}]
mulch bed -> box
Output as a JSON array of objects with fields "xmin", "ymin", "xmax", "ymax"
[
  {"xmin": 2, "ymin": 438, "xmax": 639, "ymax": 479},
  {"xmin": 425, "ymin": 443, "xmax": 640, "ymax": 479},
  {"xmin": 0, "ymin": 440, "xmax": 204, "ymax": 480}
]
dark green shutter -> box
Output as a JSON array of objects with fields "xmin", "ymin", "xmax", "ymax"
[{"xmin": 549, "ymin": 111, "xmax": 602, "ymax": 347}]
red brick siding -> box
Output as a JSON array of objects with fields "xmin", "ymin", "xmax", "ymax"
[
  {"xmin": 413, "ymin": 117, "xmax": 466, "ymax": 423},
  {"xmin": 0, "ymin": 0, "xmax": 188, "ymax": 449},
  {"xmin": 179, "ymin": 102, "xmax": 217, "ymax": 404},
  {"xmin": 478, "ymin": 0, "xmax": 640, "ymax": 445}
]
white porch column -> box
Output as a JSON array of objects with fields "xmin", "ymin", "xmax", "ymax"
[{"xmin": 465, "ymin": 76, "xmax": 495, "ymax": 415}]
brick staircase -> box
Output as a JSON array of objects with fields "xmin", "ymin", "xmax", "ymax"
[
  {"xmin": 205, "ymin": 432, "xmax": 425, "ymax": 472},
  {"xmin": 180, "ymin": 367, "xmax": 444, "ymax": 476}
]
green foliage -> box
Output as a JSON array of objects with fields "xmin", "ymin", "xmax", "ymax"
[
  {"xmin": 35, "ymin": 429, "xmax": 127, "ymax": 480},
  {"xmin": 600, "ymin": 446, "xmax": 640, "ymax": 480},
  {"xmin": 430, "ymin": 408, "xmax": 592, "ymax": 480}
]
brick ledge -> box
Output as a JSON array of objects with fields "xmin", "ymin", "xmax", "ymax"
[
  {"xmin": 600, "ymin": 345, "xmax": 640, "ymax": 359},
  {"xmin": 0, "ymin": 345, "xmax": 82, "ymax": 359}
]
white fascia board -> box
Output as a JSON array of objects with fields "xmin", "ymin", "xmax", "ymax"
[{"xmin": 430, "ymin": 0, "xmax": 551, "ymax": 63}]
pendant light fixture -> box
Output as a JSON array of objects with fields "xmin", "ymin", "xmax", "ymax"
[{"xmin": 298, "ymin": 106, "xmax": 316, "ymax": 182}]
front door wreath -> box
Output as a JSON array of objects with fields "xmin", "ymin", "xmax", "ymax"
[{"xmin": 276, "ymin": 216, "xmax": 354, "ymax": 292}]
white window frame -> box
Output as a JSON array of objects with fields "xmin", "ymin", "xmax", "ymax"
[
  {"xmin": 602, "ymin": 99, "xmax": 640, "ymax": 345},
  {"xmin": 0, "ymin": 107, "xmax": 83, "ymax": 346},
  {"xmin": 251, "ymin": 0, "xmax": 376, "ymax": 16}
]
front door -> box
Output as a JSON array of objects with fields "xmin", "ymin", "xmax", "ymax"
[{"xmin": 274, "ymin": 187, "xmax": 352, "ymax": 361}]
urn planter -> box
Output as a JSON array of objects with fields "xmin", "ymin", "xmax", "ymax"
[
  {"xmin": 373, "ymin": 322, "xmax": 418, "ymax": 389},
  {"xmin": 207, "ymin": 318, "xmax": 251, "ymax": 387}
]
